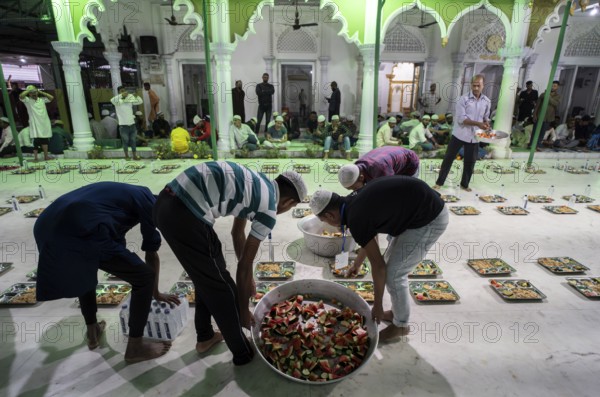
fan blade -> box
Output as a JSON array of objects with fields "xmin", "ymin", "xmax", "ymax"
[
  {"xmin": 550, "ymin": 25, "xmax": 568, "ymax": 29},
  {"xmin": 164, "ymin": 17, "xmax": 176, "ymax": 25},
  {"xmin": 418, "ymin": 21, "xmax": 437, "ymax": 28},
  {"xmin": 299, "ymin": 23, "xmax": 318, "ymax": 27}
]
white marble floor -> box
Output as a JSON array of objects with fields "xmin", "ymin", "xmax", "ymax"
[{"xmin": 0, "ymin": 157, "xmax": 599, "ymax": 397}]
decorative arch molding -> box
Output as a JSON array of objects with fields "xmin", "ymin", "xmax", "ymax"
[
  {"xmin": 232, "ymin": 0, "xmax": 273, "ymax": 45},
  {"xmin": 77, "ymin": 0, "xmax": 117, "ymax": 44},
  {"xmin": 277, "ymin": 27, "xmax": 317, "ymax": 53},
  {"xmin": 320, "ymin": 1, "xmax": 361, "ymax": 46},
  {"xmin": 446, "ymin": 0, "xmax": 511, "ymax": 46},
  {"xmin": 176, "ymin": 26, "xmax": 205, "ymax": 52},
  {"xmin": 531, "ymin": 1, "xmax": 563, "ymax": 51},
  {"xmin": 383, "ymin": 23, "xmax": 426, "ymax": 53},
  {"xmin": 564, "ymin": 23, "xmax": 600, "ymax": 57},
  {"xmin": 382, "ymin": 0, "xmax": 448, "ymax": 46},
  {"xmin": 172, "ymin": 0, "xmax": 203, "ymax": 40}
]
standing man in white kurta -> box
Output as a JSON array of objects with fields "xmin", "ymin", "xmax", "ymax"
[
  {"xmin": 111, "ymin": 86, "xmax": 144, "ymax": 160},
  {"xmin": 19, "ymin": 85, "xmax": 54, "ymax": 162}
]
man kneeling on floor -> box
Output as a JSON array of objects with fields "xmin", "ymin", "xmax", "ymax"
[
  {"xmin": 154, "ymin": 162, "xmax": 308, "ymax": 365},
  {"xmin": 309, "ymin": 176, "xmax": 448, "ymax": 341},
  {"xmin": 34, "ymin": 182, "xmax": 180, "ymax": 363}
]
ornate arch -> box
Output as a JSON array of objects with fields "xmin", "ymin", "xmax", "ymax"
[
  {"xmin": 383, "ymin": 23, "xmax": 426, "ymax": 53},
  {"xmin": 382, "ymin": 0, "xmax": 448, "ymax": 46},
  {"xmin": 530, "ymin": 1, "xmax": 563, "ymax": 51},
  {"xmin": 177, "ymin": 26, "xmax": 205, "ymax": 52},
  {"xmin": 77, "ymin": 0, "xmax": 117, "ymax": 44},
  {"xmin": 320, "ymin": 1, "xmax": 361, "ymax": 45},
  {"xmin": 446, "ymin": 0, "xmax": 511, "ymax": 46},
  {"xmin": 277, "ymin": 27, "xmax": 317, "ymax": 53}
]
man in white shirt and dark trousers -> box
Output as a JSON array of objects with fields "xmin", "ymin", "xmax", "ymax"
[
  {"xmin": 433, "ymin": 74, "xmax": 491, "ymax": 192},
  {"xmin": 19, "ymin": 85, "xmax": 54, "ymax": 162},
  {"xmin": 111, "ymin": 86, "xmax": 143, "ymax": 160}
]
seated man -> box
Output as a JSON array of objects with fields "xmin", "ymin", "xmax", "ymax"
[
  {"xmin": 428, "ymin": 114, "xmax": 449, "ymax": 145},
  {"xmin": 48, "ymin": 120, "xmax": 73, "ymax": 155},
  {"xmin": 323, "ymin": 115, "xmax": 351, "ymax": 160},
  {"xmin": 88, "ymin": 112, "xmax": 108, "ymax": 142},
  {"xmin": 34, "ymin": 182, "xmax": 179, "ymax": 362},
  {"xmin": 190, "ymin": 115, "xmax": 216, "ymax": 147},
  {"xmin": 152, "ymin": 112, "xmax": 171, "ymax": 139},
  {"xmin": 245, "ymin": 117, "xmax": 257, "ymax": 133},
  {"xmin": 170, "ymin": 120, "xmax": 191, "ymax": 154},
  {"xmin": 308, "ymin": 115, "xmax": 328, "ymax": 145},
  {"xmin": 587, "ymin": 124, "xmax": 600, "ymax": 151},
  {"xmin": 229, "ymin": 115, "xmax": 259, "ymax": 152},
  {"xmin": 0, "ymin": 117, "xmax": 17, "ymax": 156},
  {"xmin": 306, "ymin": 111, "xmax": 318, "ymax": 135},
  {"xmin": 345, "ymin": 115, "xmax": 359, "ymax": 146},
  {"xmin": 574, "ymin": 115, "xmax": 595, "ymax": 147},
  {"xmin": 512, "ymin": 117, "xmax": 534, "ymax": 148},
  {"xmin": 376, "ymin": 117, "xmax": 400, "ymax": 147},
  {"xmin": 409, "ymin": 115, "xmax": 438, "ymax": 151},
  {"xmin": 283, "ymin": 112, "xmax": 300, "ymax": 140},
  {"xmin": 263, "ymin": 115, "xmax": 289, "ymax": 149}
]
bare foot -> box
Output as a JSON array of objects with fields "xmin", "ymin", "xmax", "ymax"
[
  {"xmin": 379, "ymin": 324, "xmax": 410, "ymax": 342},
  {"xmin": 86, "ymin": 320, "xmax": 106, "ymax": 350},
  {"xmin": 124, "ymin": 337, "xmax": 172, "ymax": 364},
  {"xmin": 382, "ymin": 310, "xmax": 394, "ymax": 322},
  {"xmin": 196, "ymin": 332, "xmax": 224, "ymax": 354}
]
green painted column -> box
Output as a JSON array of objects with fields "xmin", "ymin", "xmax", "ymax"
[
  {"xmin": 0, "ymin": 66, "xmax": 23, "ymax": 164},
  {"xmin": 202, "ymin": 0, "xmax": 218, "ymax": 159}
]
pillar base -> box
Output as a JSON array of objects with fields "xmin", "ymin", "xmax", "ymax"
[
  {"xmin": 490, "ymin": 138, "xmax": 512, "ymax": 159},
  {"xmin": 73, "ymin": 136, "xmax": 96, "ymax": 152}
]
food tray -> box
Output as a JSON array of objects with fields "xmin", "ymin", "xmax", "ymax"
[
  {"xmin": 528, "ymin": 195, "xmax": 554, "ymax": 203},
  {"xmin": 91, "ymin": 283, "xmax": 131, "ymax": 305},
  {"xmin": 566, "ymin": 277, "xmax": 600, "ymax": 299},
  {"xmin": 11, "ymin": 168, "xmax": 35, "ymax": 174},
  {"xmin": 292, "ymin": 208, "xmax": 312, "ymax": 218},
  {"xmin": 587, "ymin": 205, "xmax": 600, "ymax": 213},
  {"xmin": 334, "ymin": 281, "xmax": 374, "ymax": 302},
  {"xmin": 467, "ymin": 258, "xmax": 516, "ymax": 276},
  {"xmin": 497, "ymin": 206, "xmax": 529, "ymax": 215},
  {"xmin": 46, "ymin": 169, "xmax": 69, "ymax": 174},
  {"xmin": 0, "ymin": 165, "xmax": 19, "ymax": 171},
  {"xmin": 474, "ymin": 129, "xmax": 508, "ymax": 143},
  {"xmin": 79, "ymin": 169, "xmax": 101, "ymax": 174},
  {"xmin": 543, "ymin": 205, "xmax": 578, "ymax": 214},
  {"xmin": 0, "ymin": 207, "xmax": 12, "ymax": 216},
  {"xmin": 0, "ymin": 262, "xmax": 13, "ymax": 276},
  {"xmin": 525, "ymin": 167, "xmax": 546, "ymax": 174},
  {"xmin": 26, "ymin": 269, "xmax": 37, "ymax": 280},
  {"xmin": 566, "ymin": 169, "xmax": 589, "ymax": 175},
  {"xmin": 160, "ymin": 164, "xmax": 180, "ymax": 170},
  {"xmin": 490, "ymin": 279, "xmax": 546, "ymax": 301},
  {"xmin": 127, "ymin": 163, "xmax": 146, "ymax": 169},
  {"xmin": 23, "ymin": 208, "xmax": 45, "ymax": 218},
  {"xmin": 409, "ymin": 281, "xmax": 460, "ymax": 303},
  {"xmin": 60, "ymin": 164, "xmax": 79, "ymax": 170},
  {"xmin": 440, "ymin": 195, "xmax": 460, "ymax": 203},
  {"xmin": 472, "ymin": 169, "xmax": 484, "ymax": 174},
  {"xmin": 261, "ymin": 164, "xmax": 279, "ymax": 173},
  {"xmin": 325, "ymin": 163, "xmax": 341, "ymax": 174},
  {"xmin": 250, "ymin": 281, "xmax": 285, "ymax": 304},
  {"xmin": 329, "ymin": 260, "xmax": 370, "ymax": 278},
  {"xmin": 151, "ymin": 168, "xmax": 172, "ymax": 174},
  {"xmin": 88, "ymin": 164, "xmax": 112, "ymax": 170},
  {"xmin": 255, "ymin": 261, "xmax": 295, "ymax": 280},
  {"xmin": 409, "ymin": 260, "xmax": 442, "ymax": 277},
  {"xmin": 169, "ymin": 281, "xmax": 195, "ymax": 304},
  {"xmin": 115, "ymin": 168, "xmax": 138, "ymax": 174},
  {"xmin": 479, "ymin": 195, "xmax": 506, "ymax": 203},
  {"xmin": 491, "ymin": 167, "xmax": 515, "ymax": 174},
  {"xmin": 449, "ymin": 206, "xmax": 480, "ymax": 215},
  {"xmin": 537, "ymin": 257, "xmax": 589, "ymax": 274},
  {"xmin": 562, "ymin": 195, "xmax": 594, "ymax": 203},
  {"xmin": 6, "ymin": 195, "xmax": 39, "ymax": 204},
  {"xmin": 0, "ymin": 282, "xmax": 37, "ymax": 304},
  {"xmin": 292, "ymin": 164, "xmax": 311, "ymax": 173}
]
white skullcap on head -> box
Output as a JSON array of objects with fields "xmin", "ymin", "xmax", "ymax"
[
  {"xmin": 101, "ymin": 109, "xmax": 109, "ymax": 116},
  {"xmin": 282, "ymin": 112, "xmax": 287, "ymax": 116},
  {"xmin": 388, "ymin": 117, "xmax": 397, "ymax": 124},
  {"xmin": 135, "ymin": 111, "xmax": 143, "ymax": 116},
  {"xmin": 193, "ymin": 115, "xmax": 201, "ymax": 124},
  {"xmin": 272, "ymin": 112, "xmax": 279, "ymax": 117},
  {"xmin": 279, "ymin": 171, "xmax": 308, "ymax": 203},
  {"xmin": 0, "ymin": 117, "xmax": 9, "ymax": 123},
  {"xmin": 233, "ymin": 115, "xmax": 241, "ymax": 120},
  {"xmin": 347, "ymin": 115, "xmax": 354, "ymax": 121},
  {"xmin": 309, "ymin": 190, "xmax": 333, "ymax": 216},
  {"xmin": 318, "ymin": 115, "xmax": 326, "ymax": 122},
  {"xmin": 331, "ymin": 115, "xmax": 340, "ymax": 121},
  {"xmin": 431, "ymin": 114, "xmax": 439, "ymax": 120},
  {"xmin": 275, "ymin": 116, "xmax": 284, "ymax": 122},
  {"xmin": 338, "ymin": 164, "xmax": 360, "ymax": 188},
  {"xmin": 251, "ymin": 117, "xmax": 257, "ymax": 122},
  {"xmin": 422, "ymin": 114, "xmax": 431, "ymax": 120}
]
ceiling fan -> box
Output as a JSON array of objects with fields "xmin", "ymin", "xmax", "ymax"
[
  {"xmin": 281, "ymin": 0, "xmax": 318, "ymax": 30},
  {"xmin": 417, "ymin": 11, "xmax": 436, "ymax": 29},
  {"xmin": 164, "ymin": 0, "xmax": 194, "ymax": 26}
]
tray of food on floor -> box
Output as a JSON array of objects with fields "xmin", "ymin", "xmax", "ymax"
[
  {"xmin": 409, "ymin": 260, "xmax": 442, "ymax": 277},
  {"xmin": 292, "ymin": 208, "xmax": 312, "ymax": 218},
  {"xmin": 491, "ymin": 166, "xmax": 515, "ymax": 174},
  {"xmin": 543, "ymin": 205, "xmax": 578, "ymax": 214},
  {"xmin": 479, "ymin": 195, "xmax": 507, "ymax": 203},
  {"xmin": 334, "ymin": 281, "xmax": 374, "ymax": 303},
  {"xmin": 329, "ymin": 260, "xmax": 370, "ymax": 278},
  {"xmin": 566, "ymin": 277, "xmax": 600, "ymax": 299},
  {"xmin": 250, "ymin": 281, "xmax": 286, "ymax": 304},
  {"xmin": 325, "ymin": 163, "xmax": 341, "ymax": 173},
  {"xmin": 562, "ymin": 195, "xmax": 594, "ymax": 203},
  {"xmin": 537, "ymin": 257, "xmax": 589, "ymax": 274},
  {"xmin": 170, "ymin": 281, "xmax": 195, "ymax": 304},
  {"xmin": 88, "ymin": 164, "xmax": 112, "ymax": 170},
  {"xmin": 0, "ymin": 165, "xmax": 19, "ymax": 171},
  {"xmin": 497, "ymin": 206, "xmax": 529, "ymax": 215},
  {"xmin": 261, "ymin": 164, "xmax": 279, "ymax": 173},
  {"xmin": 0, "ymin": 283, "xmax": 37, "ymax": 305},
  {"xmin": 93, "ymin": 284, "xmax": 132, "ymax": 305},
  {"xmin": 449, "ymin": 206, "xmax": 480, "ymax": 215},
  {"xmin": 467, "ymin": 258, "xmax": 516, "ymax": 276},
  {"xmin": 6, "ymin": 195, "xmax": 39, "ymax": 204},
  {"xmin": 46, "ymin": 168, "xmax": 69, "ymax": 174},
  {"xmin": 489, "ymin": 279, "xmax": 546, "ymax": 301},
  {"xmin": 11, "ymin": 168, "xmax": 35, "ymax": 174},
  {"xmin": 115, "ymin": 168, "xmax": 138, "ymax": 174},
  {"xmin": 23, "ymin": 208, "xmax": 45, "ymax": 218},
  {"xmin": 440, "ymin": 195, "xmax": 460, "ymax": 203},
  {"xmin": 0, "ymin": 262, "xmax": 13, "ymax": 276},
  {"xmin": 128, "ymin": 163, "xmax": 146, "ymax": 169},
  {"xmin": 409, "ymin": 281, "xmax": 460, "ymax": 303},
  {"xmin": 58, "ymin": 164, "xmax": 79, "ymax": 170},
  {"xmin": 0, "ymin": 207, "xmax": 12, "ymax": 216},
  {"xmin": 566, "ymin": 169, "xmax": 589, "ymax": 175},
  {"xmin": 527, "ymin": 195, "xmax": 554, "ymax": 203},
  {"xmin": 525, "ymin": 167, "xmax": 546, "ymax": 174},
  {"xmin": 255, "ymin": 261, "xmax": 295, "ymax": 280},
  {"xmin": 587, "ymin": 205, "xmax": 600, "ymax": 213},
  {"xmin": 79, "ymin": 168, "xmax": 101, "ymax": 174},
  {"xmin": 292, "ymin": 164, "xmax": 311, "ymax": 173},
  {"xmin": 151, "ymin": 168, "xmax": 172, "ymax": 174},
  {"xmin": 160, "ymin": 164, "xmax": 181, "ymax": 170}
]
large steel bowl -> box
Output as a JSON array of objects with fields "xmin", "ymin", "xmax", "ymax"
[
  {"xmin": 474, "ymin": 129, "xmax": 509, "ymax": 143},
  {"xmin": 297, "ymin": 215, "xmax": 357, "ymax": 257},
  {"xmin": 251, "ymin": 279, "xmax": 379, "ymax": 385}
]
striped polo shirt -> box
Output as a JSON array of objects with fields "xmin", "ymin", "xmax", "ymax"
[{"xmin": 167, "ymin": 161, "xmax": 277, "ymax": 240}]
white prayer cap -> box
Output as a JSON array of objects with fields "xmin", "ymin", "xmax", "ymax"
[
  {"xmin": 431, "ymin": 114, "xmax": 439, "ymax": 120},
  {"xmin": 282, "ymin": 112, "xmax": 287, "ymax": 116},
  {"xmin": 317, "ymin": 115, "xmax": 326, "ymax": 122},
  {"xmin": 135, "ymin": 111, "xmax": 143, "ymax": 116},
  {"xmin": 233, "ymin": 115, "xmax": 242, "ymax": 121},
  {"xmin": 309, "ymin": 190, "xmax": 333, "ymax": 215},
  {"xmin": 272, "ymin": 112, "xmax": 279, "ymax": 117},
  {"xmin": 338, "ymin": 164, "xmax": 360, "ymax": 188},
  {"xmin": 193, "ymin": 115, "xmax": 201, "ymax": 124},
  {"xmin": 0, "ymin": 117, "xmax": 9, "ymax": 123},
  {"xmin": 422, "ymin": 114, "xmax": 431, "ymax": 120},
  {"xmin": 101, "ymin": 109, "xmax": 109, "ymax": 116},
  {"xmin": 251, "ymin": 117, "xmax": 257, "ymax": 122},
  {"xmin": 332, "ymin": 115, "xmax": 340, "ymax": 121},
  {"xmin": 275, "ymin": 116, "xmax": 284, "ymax": 122},
  {"xmin": 279, "ymin": 171, "xmax": 308, "ymax": 203},
  {"xmin": 388, "ymin": 117, "xmax": 397, "ymax": 124}
]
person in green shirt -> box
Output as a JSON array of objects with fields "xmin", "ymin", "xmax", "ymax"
[{"xmin": 49, "ymin": 120, "xmax": 73, "ymax": 155}]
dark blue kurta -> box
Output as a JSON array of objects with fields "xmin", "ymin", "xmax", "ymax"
[{"xmin": 34, "ymin": 182, "xmax": 161, "ymax": 300}]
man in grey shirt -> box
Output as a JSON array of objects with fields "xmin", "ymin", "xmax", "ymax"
[{"xmin": 433, "ymin": 75, "xmax": 491, "ymax": 192}]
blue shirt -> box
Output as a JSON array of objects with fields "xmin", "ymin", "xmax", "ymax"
[
  {"xmin": 34, "ymin": 182, "xmax": 160, "ymax": 300},
  {"xmin": 452, "ymin": 91, "xmax": 491, "ymax": 143}
]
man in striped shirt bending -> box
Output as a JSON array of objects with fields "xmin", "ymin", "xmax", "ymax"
[{"xmin": 154, "ymin": 161, "xmax": 307, "ymax": 366}]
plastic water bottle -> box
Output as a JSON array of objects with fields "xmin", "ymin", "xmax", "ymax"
[
  {"xmin": 521, "ymin": 161, "xmax": 526, "ymax": 171},
  {"xmin": 569, "ymin": 194, "xmax": 577, "ymax": 206},
  {"xmin": 11, "ymin": 195, "xmax": 21, "ymax": 212},
  {"xmin": 162, "ymin": 309, "xmax": 177, "ymax": 340},
  {"xmin": 455, "ymin": 184, "xmax": 461, "ymax": 199},
  {"xmin": 154, "ymin": 308, "xmax": 163, "ymax": 339},
  {"xmin": 474, "ymin": 193, "xmax": 479, "ymax": 204},
  {"xmin": 595, "ymin": 161, "xmax": 600, "ymax": 172},
  {"xmin": 510, "ymin": 158, "xmax": 515, "ymax": 168},
  {"xmin": 38, "ymin": 185, "xmax": 46, "ymax": 200},
  {"xmin": 119, "ymin": 304, "xmax": 129, "ymax": 335},
  {"xmin": 547, "ymin": 185, "xmax": 555, "ymax": 197},
  {"xmin": 554, "ymin": 159, "xmax": 559, "ymax": 169},
  {"xmin": 584, "ymin": 184, "xmax": 591, "ymax": 197},
  {"xmin": 120, "ymin": 159, "xmax": 126, "ymax": 169},
  {"xmin": 23, "ymin": 159, "xmax": 28, "ymax": 169},
  {"xmin": 564, "ymin": 161, "xmax": 569, "ymax": 172},
  {"xmin": 584, "ymin": 159, "xmax": 589, "ymax": 170},
  {"xmin": 523, "ymin": 195, "xmax": 528, "ymax": 209},
  {"xmin": 499, "ymin": 184, "xmax": 505, "ymax": 198}
]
